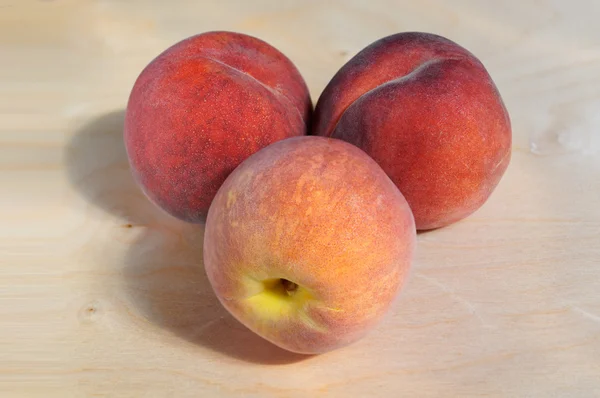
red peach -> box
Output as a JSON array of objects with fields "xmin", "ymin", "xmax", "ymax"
[
  {"xmin": 313, "ymin": 32, "xmax": 512, "ymax": 230},
  {"xmin": 125, "ymin": 31, "xmax": 311, "ymax": 222}
]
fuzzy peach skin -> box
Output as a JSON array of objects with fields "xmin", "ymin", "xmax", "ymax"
[
  {"xmin": 313, "ymin": 32, "xmax": 512, "ymax": 230},
  {"xmin": 124, "ymin": 31, "xmax": 311, "ymax": 222},
  {"xmin": 203, "ymin": 136, "xmax": 416, "ymax": 354}
]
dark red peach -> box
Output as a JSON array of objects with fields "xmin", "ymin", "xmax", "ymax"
[{"xmin": 314, "ymin": 32, "xmax": 511, "ymax": 230}]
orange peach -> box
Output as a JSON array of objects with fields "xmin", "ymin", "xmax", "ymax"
[
  {"xmin": 125, "ymin": 31, "xmax": 311, "ymax": 222},
  {"xmin": 203, "ymin": 136, "xmax": 416, "ymax": 354},
  {"xmin": 313, "ymin": 32, "xmax": 512, "ymax": 230}
]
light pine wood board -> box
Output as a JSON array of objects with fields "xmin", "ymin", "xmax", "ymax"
[{"xmin": 3, "ymin": 0, "xmax": 600, "ymax": 396}]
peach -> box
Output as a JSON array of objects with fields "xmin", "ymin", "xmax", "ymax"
[
  {"xmin": 313, "ymin": 32, "xmax": 512, "ymax": 230},
  {"xmin": 124, "ymin": 31, "xmax": 311, "ymax": 222},
  {"xmin": 203, "ymin": 136, "xmax": 416, "ymax": 354}
]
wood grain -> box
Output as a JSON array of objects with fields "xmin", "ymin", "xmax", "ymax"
[{"xmin": 3, "ymin": 0, "xmax": 600, "ymax": 396}]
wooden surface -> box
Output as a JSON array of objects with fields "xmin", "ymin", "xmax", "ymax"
[{"xmin": 4, "ymin": 1, "xmax": 600, "ymax": 396}]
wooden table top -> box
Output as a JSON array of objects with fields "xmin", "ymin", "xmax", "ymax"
[{"xmin": 4, "ymin": 1, "xmax": 600, "ymax": 396}]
